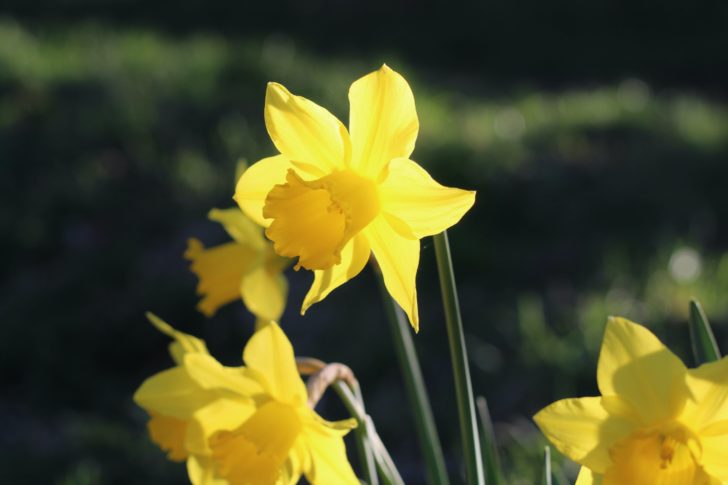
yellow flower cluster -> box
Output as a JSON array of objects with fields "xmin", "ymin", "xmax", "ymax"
[
  {"xmin": 134, "ymin": 314, "xmax": 358, "ymax": 485},
  {"xmin": 136, "ymin": 64, "xmax": 479, "ymax": 485}
]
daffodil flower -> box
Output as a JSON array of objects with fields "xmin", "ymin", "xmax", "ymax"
[
  {"xmin": 185, "ymin": 207, "xmax": 289, "ymax": 321},
  {"xmin": 235, "ymin": 65, "xmax": 475, "ymax": 331},
  {"xmin": 534, "ymin": 317, "xmax": 728, "ymax": 484},
  {"xmin": 134, "ymin": 314, "xmax": 359, "ymax": 485}
]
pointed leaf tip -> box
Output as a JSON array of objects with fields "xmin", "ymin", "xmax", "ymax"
[{"xmin": 688, "ymin": 299, "xmax": 721, "ymax": 364}]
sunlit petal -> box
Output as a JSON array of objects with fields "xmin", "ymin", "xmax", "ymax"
[
  {"xmin": 242, "ymin": 321, "xmax": 307, "ymax": 405},
  {"xmin": 241, "ymin": 265, "xmax": 288, "ymax": 322},
  {"xmin": 596, "ymin": 317, "xmax": 688, "ymax": 424},
  {"xmin": 534, "ymin": 397, "xmax": 635, "ymax": 473},
  {"xmin": 146, "ymin": 312, "xmax": 209, "ymax": 365},
  {"xmin": 265, "ymin": 82, "xmax": 350, "ymax": 172},
  {"xmin": 234, "ymin": 154, "xmax": 300, "ymax": 227},
  {"xmin": 575, "ymin": 467, "xmax": 603, "ymax": 485},
  {"xmin": 133, "ymin": 367, "xmax": 218, "ymax": 419},
  {"xmin": 302, "ymin": 421, "xmax": 359, "ymax": 485},
  {"xmin": 365, "ymin": 216, "xmax": 419, "ymax": 330},
  {"xmin": 682, "ymin": 357, "xmax": 728, "ymax": 431},
  {"xmin": 208, "ymin": 207, "xmax": 266, "ymax": 250},
  {"xmin": 348, "ymin": 64, "xmax": 418, "ymax": 178},
  {"xmin": 701, "ymin": 433, "xmax": 728, "ymax": 481},
  {"xmin": 301, "ymin": 235, "xmax": 370, "ymax": 314},
  {"xmin": 183, "ymin": 353, "xmax": 263, "ymax": 397},
  {"xmin": 379, "ymin": 158, "xmax": 475, "ymax": 238}
]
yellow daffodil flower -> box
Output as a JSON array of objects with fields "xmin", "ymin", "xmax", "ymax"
[
  {"xmin": 534, "ymin": 317, "xmax": 728, "ymax": 485},
  {"xmin": 185, "ymin": 207, "xmax": 289, "ymax": 321},
  {"xmin": 235, "ymin": 64, "xmax": 475, "ymax": 331},
  {"xmin": 134, "ymin": 314, "xmax": 359, "ymax": 485}
]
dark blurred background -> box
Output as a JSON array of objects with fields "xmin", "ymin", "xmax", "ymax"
[{"xmin": 2, "ymin": 1, "xmax": 728, "ymax": 484}]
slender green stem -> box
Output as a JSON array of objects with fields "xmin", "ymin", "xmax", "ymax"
[
  {"xmin": 351, "ymin": 382, "xmax": 379, "ymax": 485},
  {"xmin": 332, "ymin": 381, "xmax": 405, "ymax": 485},
  {"xmin": 433, "ymin": 231, "xmax": 484, "ymax": 485},
  {"xmin": 541, "ymin": 446, "xmax": 552, "ymax": 485},
  {"xmin": 374, "ymin": 268, "xmax": 451, "ymax": 485}
]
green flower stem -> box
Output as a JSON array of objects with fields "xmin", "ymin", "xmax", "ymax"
[
  {"xmin": 541, "ymin": 446, "xmax": 552, "ymax": 485},
  {"xmin": 374, "ymin": 267, "xmax": 451, "ymax": 485},
  {"xmin": 350, "ymin": 381, "xmax": 379, "ymax": 485},
  {"xmin": 332, "ymin": 381, "xmax": 405, "ymax": 485},
  {"xmin": 433, "ymin": 231, "xmax": 484, "ymax": 485}
]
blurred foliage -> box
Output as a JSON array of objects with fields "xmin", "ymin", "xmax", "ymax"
[{"xmin": 2, "ymin": 12, "xmax": 728, "ymax": 485}]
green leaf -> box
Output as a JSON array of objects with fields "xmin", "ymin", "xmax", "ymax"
[
  {"xmin": 476, "ymin": 396, "xmax": 503, "ymax": 485},
  {"xmin": 688, "ymin": 299, "xmax": 721, "ymax": 364}
]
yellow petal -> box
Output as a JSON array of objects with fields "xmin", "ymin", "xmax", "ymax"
[
  {"xmin": 348, "ymin": 64, "xmax": 419, "ymax": 178},
  {"xmin": 682, "ymin": 357, "xmax": 728, "ymax": 431},
  {"xmin": 185, "ymin": 238, "xmax": 259, "ymax": 317},
  {"xmin": 379, "ymin": 158, "xmax": 476, "ymax": 238},
  {"xmin": 533, "ymin": 397, "xmax": 635, "ymax": 473},
  {"xmin": 701, "ymin": 433, "xmax": 728, "ymax": 481},
  {"xmin": 146, "ymin": 312, "xmax": 209, "ymax": 365},
  {"xmin": 241, "ymin": 265, "xmax": 288, "ymax": 322},
  {"xmin": 208, "ymin": 207, "xmax": 266, "ymax": 251},
  {"xmin": 187, "ymin": 455, "xmax": 229, "ymax": 485},
  {"xmin": 242, "ymin": 321, "xmax": 307, "ymax": 405},
  {"xmin": 301, "ymin": 234, "xmax": 371, "ymax": 314},
  {"xmin": 210, "ymin": 401, "xmax": 302, "ymax": 485},
  {"xmin": 234, "ymin": 154, "xmax": 298, "ymax": 227},
  {"xmin": 147, "ymin": 412, "xmax": 189, "ymax": 462},
  {"xmin": 365, "ymin": 216, "xmax": 420, "ymax": 331},
  {"xmin": 302, "ymin": 420, "xmax": 359, "ymax": 485},
  {"xmin": 576, "ymin": 467, "xmax": 603, "ymax": 485},
  {"xmin": 183, "ymin": 353, "xmax": 264, "ymax": 397},
  {"xmin": 265, "ymin": 82, "xmax": 350, "ymax": 173},
  {"xmin": 185, "ymin": 398, "xmax": 256, "ymax": 456},
  {"xmin": 596, "ymin": 317, "xmax": 689, "ymax": 424},
  {"xmin": 134, "ymin": 367, "xmax": 218, "ymax": 419}
]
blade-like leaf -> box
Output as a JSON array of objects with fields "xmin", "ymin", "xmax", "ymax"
[
  {"xmin": 689, "ymin": 299, "xmax": 721, "ymax": 364},
  {"xmin": 476, "ymin": 396, "xmax": 503, "ymax": 485}
]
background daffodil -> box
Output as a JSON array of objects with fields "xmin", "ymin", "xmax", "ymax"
[
  {"xmin": 235, "ymin": 64, "xmax": 475, "ymax": 331},
  {"xmin": 134, "ymin": 314, "xmax": 359, "ymax": 485},
  {"xmin": 185, "ymin": 207, "xmax": 289, "ymax": 321},
  {"xmin": 534, "ymin": 317, "xmax": 728, "ymax": 485}
]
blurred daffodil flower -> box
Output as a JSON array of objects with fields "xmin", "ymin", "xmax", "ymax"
[
  {"xmin": 134, "ymin": 314, "xmax": 359, "ymax": 485},
  {"xmin": 185, "ymin": 208, "xmax": 290, "ymax": 322},
  {"xmin": 535, "ymin": 317, "xmax": 728, "ymax": 485},
  {"xmin": 235, "ymin": 64, "xmax": 475, "ymax": 331}
]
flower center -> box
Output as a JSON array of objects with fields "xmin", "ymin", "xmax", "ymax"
[
  {"xmin": 263, "ymin": 168, "xmax": 379, "ymax": 270},
  {"xmin": 604, "ymin": 423, "xmax": 709, "ymax": 485},
  {"xmin": 210, "ymin": 401, "xmax": 302, "ymax": 485}
]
